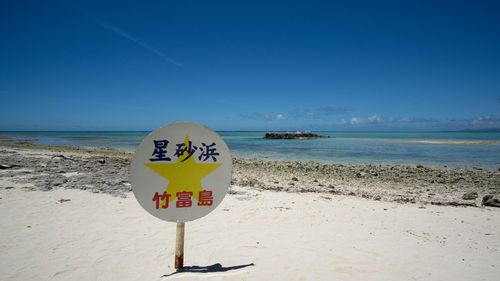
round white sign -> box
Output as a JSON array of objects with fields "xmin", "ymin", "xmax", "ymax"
[{"xmin": 130, "ymin": 122, "xmax": 232, "ymax": 222}]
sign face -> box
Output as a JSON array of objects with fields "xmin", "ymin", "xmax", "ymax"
[{"xmin": 130, "ymin": 122, "xmax": 232, "ymax": 222}]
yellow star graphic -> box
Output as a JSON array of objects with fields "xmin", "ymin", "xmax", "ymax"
[{"xmin": 144, "ymin": 134, "xmax": 222, "ymax": 208}]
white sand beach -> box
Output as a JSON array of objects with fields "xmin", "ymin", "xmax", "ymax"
[
  {"xmin": 1, "ymin": 143, "xmax": 500, "ymax": 280},
  {"xmin": 1, "ymin": 185, "xmax": 499, "ymax": 281}
]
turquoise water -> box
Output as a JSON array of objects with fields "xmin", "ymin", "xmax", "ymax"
[{"xmin": 2, "ymin": 131, "xmax": 500, "ymax": 170}]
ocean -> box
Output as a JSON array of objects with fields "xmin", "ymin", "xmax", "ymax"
[{"xmin": 2, "ymin": 131, "xmax": 500, "ymax": 170}]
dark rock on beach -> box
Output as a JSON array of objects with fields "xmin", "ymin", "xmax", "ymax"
[{"xmin": 482, "ymin": 195, "xmax": 500, "ymax": 207}]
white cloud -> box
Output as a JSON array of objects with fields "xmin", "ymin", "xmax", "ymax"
[
  {"xmin": 367, "ymin": 115, "xmax": 383, "ymax": 123},
  {"xmin": 348, "ymin": 115, "xmax": 392, "ymax": 125},
  {"xmin": 296, "ymin": 105, "xmax": 353, "ymax": 120},
  {"xmin": 336, "ymin": 118, "xmax": 347, "ymax": 125},
  {"xmin": 462, "ymin": 115, "xmax": 500, "ymax": 127},
  {"xmin": 343, "ymin": 115, "xmax": 442, "ymax": 126},
  {"xmin": 240, "ymin": 112, "xmax": 286, "ymax": 121},
  {"xmin": 350, "ymin": 117, "xmax": 363, "ymax": 125},
  {"xmin": 297, "ymin": 108, "xmax": 315, "ymax": 118}
]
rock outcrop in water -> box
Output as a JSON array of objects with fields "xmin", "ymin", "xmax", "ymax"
[{"xmin": 264, "ymin": 131, "xmax": 330, "ymax": 140}]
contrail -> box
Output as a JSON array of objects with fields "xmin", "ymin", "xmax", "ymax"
[{"xmin": 97, "ymin": 20, "xmax": 182, "ymax": 67}]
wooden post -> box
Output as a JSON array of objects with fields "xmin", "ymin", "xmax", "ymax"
[{"xmin": 175, "ymin": 222, "xmax": 185, "ymax": 269}]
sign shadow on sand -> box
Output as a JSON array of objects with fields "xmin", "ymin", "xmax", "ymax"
[{"xmin": 161, "ymin": 263, "xmax": 255, "ymax": 277}]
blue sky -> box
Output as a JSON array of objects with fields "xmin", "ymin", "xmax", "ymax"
[{"xmin": 1, "ymin": 0, "xmax": 499, "ymax": 131}]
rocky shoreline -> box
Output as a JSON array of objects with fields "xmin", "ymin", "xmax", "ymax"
[{"xmin": 1, "ymin": 141, "xmax": 499, "ymax": 207}]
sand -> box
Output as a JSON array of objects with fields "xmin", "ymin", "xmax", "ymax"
[
  {"xmin": 1, "ymin": 186, "xmax": 499, "ymax": 280},
  {"xmin": 1, "ymin": 142, "xmax": 500, "ymax": 280}
]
